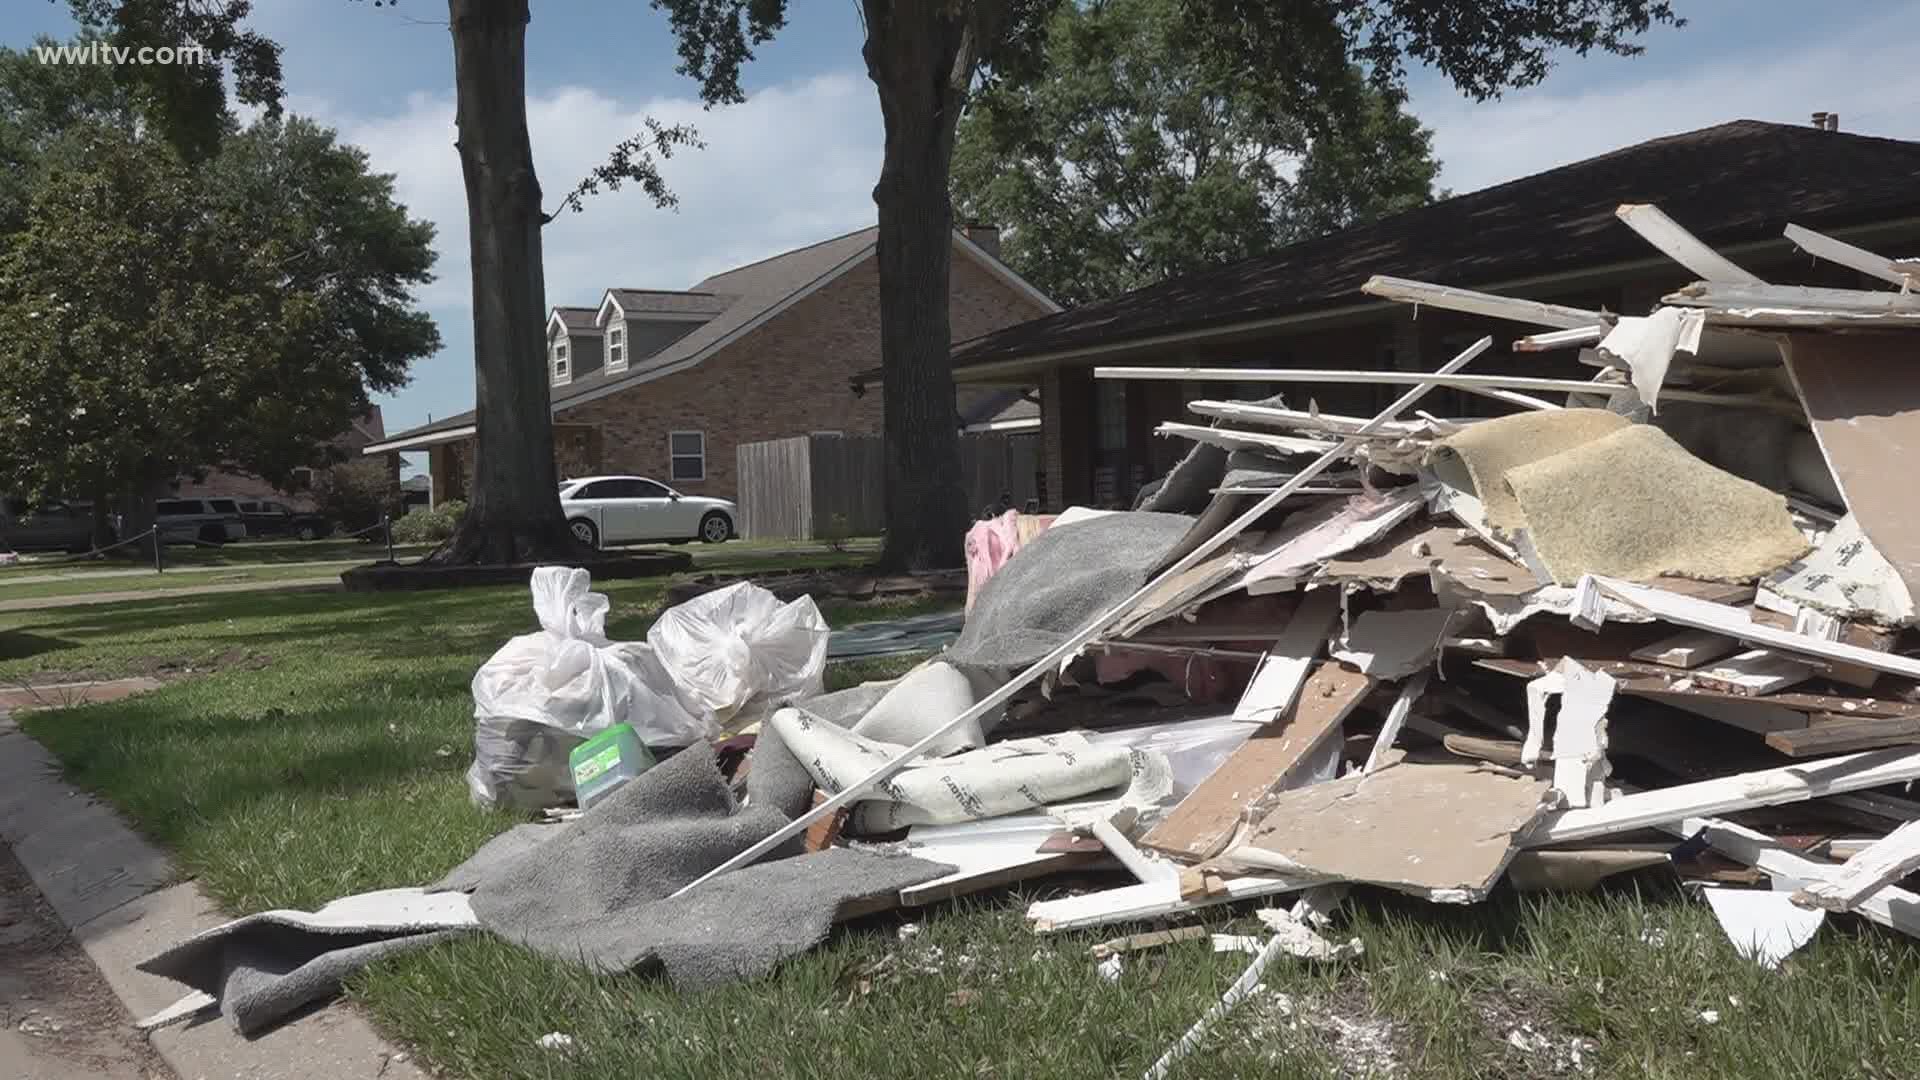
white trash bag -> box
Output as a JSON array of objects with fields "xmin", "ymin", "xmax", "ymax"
[
  {"xmin": 466, "ymin": 567, "xmax": 702, "ymax": 809},
  {"xmin": 646, "ymin": 580, "xmax": 830, "ymax": 732}
]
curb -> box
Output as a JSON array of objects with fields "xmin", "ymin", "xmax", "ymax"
[{"xmin": 0, "ymin": 710, "xmax": 428, "ymax": 1079}]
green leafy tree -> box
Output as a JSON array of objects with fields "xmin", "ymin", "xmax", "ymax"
[
  {"xmin": 952, "ymin": 0, "xmax": 1442, "ymax": 307},
  {"xmin": 64, "ymin": 0, "xmax": 1683, "ymax": 569},
  {"xmin": 0, "ymin": 113, "xmax": 439, "ymax": 550}
]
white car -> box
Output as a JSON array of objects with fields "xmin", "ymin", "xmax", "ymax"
[{"xmin": 558, "ymin": 475, "xmax": 736, "ymax": 548}]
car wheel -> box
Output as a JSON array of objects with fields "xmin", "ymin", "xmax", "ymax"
[
  {"xmin": 569, "ymin": 517, "xmax": 600, "ymax": 550},
  {"xmin": 699, "ymin": 512, "xmax": 732, "ymax": 544},
  {"xmin": 296, "ymin": 523, "xmax": 319, "ymax": 541},
  {"xmin": 197, "ymin": 524, "xmax": 226, "ymax": 546}
]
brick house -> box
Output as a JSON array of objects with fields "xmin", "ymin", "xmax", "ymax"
[
  {"xmin": 902, "ymin": 119, "xmax": 1920, "ymax": 510},
  {"xmin": 366, "ymin": 225, "xmax": 1057, "ymax": 503},
  {"xmin": 173, "ymin": 406, "xmax": 399, "ymax": 508}
]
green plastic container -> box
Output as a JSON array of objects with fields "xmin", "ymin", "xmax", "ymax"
[{"xmin": 569, "ymin": 724, "xmax": 655, "ymax": 811}]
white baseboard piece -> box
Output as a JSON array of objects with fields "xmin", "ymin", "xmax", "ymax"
[
  {"xmin": 1529, "ymin": 745, "xmax": 1920, "ymax": 845},
  {"xmin": 1659, "ymin": 815, "xmax": 1920, "ymax": 940},
  {"xmin": 1026, "ymin": 872, "xmax": 1323, "ymax": 934}
]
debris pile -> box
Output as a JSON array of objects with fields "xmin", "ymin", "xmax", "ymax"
[{"xmin": 134, "ymin": 207, "xmax": 1920, "ymax": 1066}]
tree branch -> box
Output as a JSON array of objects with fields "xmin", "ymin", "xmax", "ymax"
[{"xmin": 540, "ymin": 118, "xmax": 703, "ymax": 224}]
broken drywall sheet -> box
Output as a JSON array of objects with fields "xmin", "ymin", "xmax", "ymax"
[
  {"xmin": 1254, "ymin": 907, "xmax": 1364, "ymax": 961},
  {"xmin": 1521, "ymin": 658, "xmax": 1616, "ymax": 809},
  {"xmin": 1766, "ymin": 512, "xmax": 1916, "ymax": 627},
  {"xmin": 1782, "ymin": 334, "xmax": 1920, "ymax": 597},
  {"xmin": 1691, "ymin": 650, "xmax": 1815, "ymax": 697},
  {"xmin": 1427, "ymin": 409, "xmax": 1632, "ymax": 532},
  {"xmin": 1595, "ymin": 306, "xmax": 1706, "ymax": 412},
  {"xmin": 1502, "ymin": 424, "xmax": 1810, "ymax": 585},
  {"xmin": 1235, "ymin": 488, "xmax": 1425, "ymax": 596},
  {"xmin": 1331, "ymin": 607, "xmax": 1456, "ymax": 679},
  {"xmin": 1321, "ymin": 520, "xmax": 1535, "ymax": 596},
  {"xmin": 1223, "ymin": 761, "xmax": 1551, "ymax": 901},
  {"xmin": 1701, "ymin": 886, "xmax": 1825, "ymax": 971}
]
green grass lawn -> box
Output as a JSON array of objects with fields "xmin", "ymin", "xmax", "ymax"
[
  {"xmin": 6, "ymin": 565, "xmax": 1920, "ymax": 1078},
  {"xmin": 1, "ymin": 536, "xmax": 881, "ymax": 604}
]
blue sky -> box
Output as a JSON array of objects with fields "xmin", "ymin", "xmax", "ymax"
[{"xmin": 8, "ymin": 1, "xmax": 1920, "ymax": 475}]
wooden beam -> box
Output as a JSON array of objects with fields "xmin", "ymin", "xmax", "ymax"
[
  {"xmin": 1513, "ymin": 325, "xmax": 1606, "ymax": 352},
  {"xmin": 1096, "ymin": 365, "xmax": 1784, "ymax": 411},
  {"xmin": 1232, "ymin": 588, "xmax": 1341, "ymax": 725},
  {"xmin": 1664, "ymin": 281, "xmax": 1920, "ymax": 315},
  {"xmin": 1766, "ymin": 715, "xmax": 1920, "ymax": 757},
  {"xmin": 1792, "ymin": 819, "xmax": 1920, "ymax": 913},
  {"xmin": 1783, "ymin": 223, "xmax": 1917, "ymax": 287},
  {"xmin": 1142, "ymin": 662, "xmax": 1374, "ymax": 860},
  {"xmin": 1616, "ymin": 204, "xmax": 1766, "ymax": 284},
  {"xmin": 1690, "ymin": 649, "xmax": 1816, "ymax": 697},
  {"xmin": 1589, "ymin": 576, "xmax": 1920, "ymax": 679},
  {"xmin": 1156, "ymin": 421, "xmax": 1338, "ymax": 457},
  {"xmin": 669, "ymin": 339, "xmax": 1495, "ymax": 897},
  {"xmin": 1530, "ymin": 745, "xmax": 1920, "ymax": 845},
  {"xmin": 1361, "ymin": 275, "xmax": 1608, "ymax": 329}
]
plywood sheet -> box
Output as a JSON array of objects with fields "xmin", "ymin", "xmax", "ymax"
[
  {"xmin": 1782, "ymin": 334, "xmax": 1920, "ymax": 596},
  {"xmin": 1140, "ymin": 663, "xmax": 1373, "ymax": 861},
  {"xmin": 1321, "ymin": 519, "xmax": 1534, "ymax": 596}
]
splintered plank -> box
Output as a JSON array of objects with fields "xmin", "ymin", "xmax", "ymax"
[
  {"xmin": 1690, "ymin": 649, "xmax": 1816, "ymax": 697},
  {"xmin": 1793, "ymin": 820, "xmax": 1920, "ymax": 913},
  {"xmin": 1141, "ymin": 662, "xmax": 1374, "ymax": 861},
  {"xmin": 1630, "ymin": 629, "xmax": 1741, "ymax": 670},
  {"xmin": 1767, "ymin": 716, "xmax": 1920, "ymax": 758}
]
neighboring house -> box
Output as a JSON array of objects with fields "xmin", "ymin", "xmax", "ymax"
[
  {"xmin": 910, "ymin": 118, "xmax": 1920, "ymax": 510},
  {"xmin": 173, "ymin": 406, "xmax": 400, "ymax": 510},
  {"xmin": 366, "ymin": 224, "xmax": 1058, "ymax": 503}
]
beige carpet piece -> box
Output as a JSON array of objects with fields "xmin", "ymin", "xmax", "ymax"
[
  {"xmin": 1504, "ymin": 424, "xmax": 1809, "ymax": 585},
  {"xmin": 1428, "ymin": 410, "xmax": 1630, "ymax": 531}
]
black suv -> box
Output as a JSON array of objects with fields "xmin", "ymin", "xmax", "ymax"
[{"xmin": 236, "ymin": 499, "xmax": 335, "ymax": 541}]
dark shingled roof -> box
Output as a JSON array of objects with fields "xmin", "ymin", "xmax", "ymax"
[
  {"xmin": 952, "ymin": 120, "xmax": 1920, "ymax": 370},
  {"xmin": 605, "ymin": 289, "xmax": 733, "ymax": 317},
  {"xmin": 552, "ymin": 306, "xmax": 602, "ymax": 334}
]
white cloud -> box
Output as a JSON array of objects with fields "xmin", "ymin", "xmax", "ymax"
[
  {"xmin": 1411, "ymin": 6, "xmax": 1920, "ymax": 195},
  {"xmin": 299, "ymin": 72, "xmax": 883, "ymax": 315}
]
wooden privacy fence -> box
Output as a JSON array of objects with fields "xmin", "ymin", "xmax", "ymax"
[{"xmin": 737, "ymin": 432, "xmax": 1040, "ymax": 540}]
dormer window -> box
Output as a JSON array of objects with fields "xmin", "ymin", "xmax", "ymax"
[
  {"xmin": 552, "ymin": 339, "xmax": 570, "ymax": 385},
  {"xmin": 607, "ymin": 325, "xmax": 626, "ymax": 371}
]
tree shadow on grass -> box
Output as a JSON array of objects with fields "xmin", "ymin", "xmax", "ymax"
[{"xmin": 0, "ymin": 629, "xmax": 78, "ymax": 662}]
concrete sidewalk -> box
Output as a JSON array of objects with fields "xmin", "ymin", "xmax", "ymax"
[
  {"xmin": 0, "ymin": 578, "xmax": 340, "ymax": 613},
  {"xmin": 1, "ymin": 692, "xmax": 426, "ymax": 1080}
]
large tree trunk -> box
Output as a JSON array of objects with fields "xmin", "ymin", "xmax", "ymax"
[
  {"xmin": 864, "ymin": 5, "xmax": 973, "ymax": 572},
  {"xmin": 434, "ymin": 0, "xmax": 580, "ymax": 565}
]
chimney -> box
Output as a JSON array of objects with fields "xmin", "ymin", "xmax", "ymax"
[
  {"xmin": 1811, "ymin": 110, "xmax": 1839, "ymax": 131},
  {"xmin": 962, "ymin": 222, "xmax": 1001, "ymax": 259}
]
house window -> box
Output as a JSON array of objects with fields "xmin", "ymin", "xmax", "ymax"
[
  {"xmin": 607, "ymin": 326, "xmax": 626, "ymax": 371},
  {"xmin": 289, "ymin": 467, "xmax": 314, "ymax": 492},
  {"xmin": 1096, "ymin": 381, "xmax": 1127, "ymax": 451},
  {"xmin": 669, "ymin": 430, "xmax": 705, "ymax": 482},
  {"xmin": 552, "ymin": 340, "xmax": 570, "ymax": 384}
]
